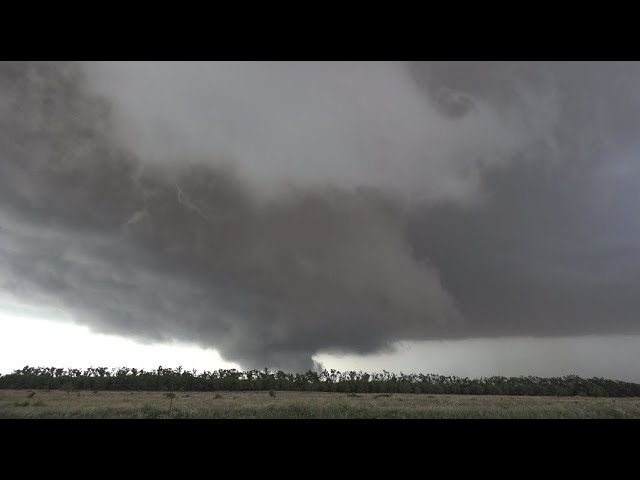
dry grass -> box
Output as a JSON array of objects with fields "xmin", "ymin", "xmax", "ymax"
[{"xmin": 1, "ymin": 390, "xmax": 639, "ymax": 419}]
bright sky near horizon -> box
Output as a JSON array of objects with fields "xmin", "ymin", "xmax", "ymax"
[{"xmin": 2, "ymin": 308, "xmax": 639, "ymax": 382}]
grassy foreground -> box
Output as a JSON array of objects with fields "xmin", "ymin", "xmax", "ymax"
[{"xmin": 1, "ymin": 390, "xmax": 640, "ymax": 419}]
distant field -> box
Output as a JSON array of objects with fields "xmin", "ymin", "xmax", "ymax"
[{"xmin": 1, "ymin": 390, "xmax": 640, "ymax": 418}]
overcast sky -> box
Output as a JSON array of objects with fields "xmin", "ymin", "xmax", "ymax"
[{"xmin": 1, "ymin": 61, "xmax": 640, "ymax": 380}]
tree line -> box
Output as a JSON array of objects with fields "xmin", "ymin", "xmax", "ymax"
[{"xmin": 1, "ymin": 366, "xmax": 639, "ymax": 397}]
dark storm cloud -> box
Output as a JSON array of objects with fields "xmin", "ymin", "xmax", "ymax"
[
  {"xmin": 1, "ymin": 61, "xmax": 640, "ymax": 371},
  {"xmin": 408, "ymin": 62, "xmax": 640, "ymax": 339}
]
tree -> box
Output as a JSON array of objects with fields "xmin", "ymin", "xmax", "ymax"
[{"xmin": 165, "ymin": 391, "xmax": 176, "ymax": 412}]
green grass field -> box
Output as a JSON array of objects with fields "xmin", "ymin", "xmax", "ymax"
[{"xmin": 2, "ymin": 390, "xmax": 640, "ymax": 418}]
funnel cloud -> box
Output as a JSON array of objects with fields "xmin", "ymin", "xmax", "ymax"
[{"xmin": 1, "ymin": 61, "xmax": 640, "ymax": 372}]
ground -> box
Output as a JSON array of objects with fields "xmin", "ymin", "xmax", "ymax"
[{"xmin": 1, "ymin": 390, "xmax": 639, "ymax": 419}]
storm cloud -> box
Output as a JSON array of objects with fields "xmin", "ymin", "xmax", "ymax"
[{"xmin": 1, "ymin": 61, "xmax": 639, "ymax": 371}]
